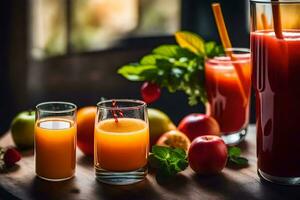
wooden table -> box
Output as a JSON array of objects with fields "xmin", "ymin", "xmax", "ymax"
[{"xmin": 1, "ymin": 125, "xmax": 300, "ymax": 200}]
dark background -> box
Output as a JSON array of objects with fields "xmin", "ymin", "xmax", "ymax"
[{"xmin": 0, "ymin": 0, "xmax": 254, "ymax": 135}]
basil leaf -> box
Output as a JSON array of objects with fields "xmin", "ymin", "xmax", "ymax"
[
  {"xmin": 205, "ymin": 41, "xmax": 224, "ymax": 58},
  {"xmin": 118, "ymin": 32, "xmax": 224, "ymax": 106},
  {"xmin": 175, "ymin": 31, "xmax": 205, "ymax": 55},
  {"xmin": 117, "ymin": 64, "xmax": 158, "ymax": 81},
  {"xmin": 140, "ymin": 55, "xmax": 166, "ymax": 65}
]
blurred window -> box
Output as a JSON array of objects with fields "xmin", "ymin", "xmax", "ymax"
[
  {"xmin": 31, "ymin": 0, "xmax": 181, "ymax": 59},
  {"xmin": 31, "ymin": 0, "xmax": 67, "ymax": 58}
]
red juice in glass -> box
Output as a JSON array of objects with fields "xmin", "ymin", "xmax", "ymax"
[
  {"xmin": 205, "ymin": 49, "xmax": 251, "ymax": 145},
  {"xmin": 251, "ymin": 30, "xmax": 300, "ymax": 179},
  {"xmin": 251, "ymin": 0, "xmax": 300, "ymax": 185}
]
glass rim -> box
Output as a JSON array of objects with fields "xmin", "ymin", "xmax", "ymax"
[
  {"xmin": 36, "ymin": 101, "xmax": 77, "ymax": 113},
  {"xmin": 206, "ymin": 48, "xmax": 250, "ymax": 65},
  {"xmin": 224, "ymin": 47, "xmax": 250, "ymax": 53},
  {"xmin": 97, "ymin": 99, "xmax": 147, "ymax": 111},
  {"xmin": 250, "ymin": 0, "xmax": 300, "ymax": 4}
]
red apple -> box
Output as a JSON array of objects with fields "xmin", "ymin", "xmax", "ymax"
[
  {"xmin": 188, "ymin": 135, "xmax": 227, "ymax": 175},
  {"xmin": 178, "ymin": 113, "xmax": 220, "ymax": 141}
]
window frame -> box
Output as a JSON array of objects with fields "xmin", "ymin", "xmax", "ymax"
[{"xmin": 39, "ymin": 0, "xmax": 182, "ymax": 59}]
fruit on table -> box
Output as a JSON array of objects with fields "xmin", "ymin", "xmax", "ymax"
[
  {"xmin": 11, "ymin": 111, "xmax": 35, "ymax": 149},
  {"xmin": 3, "ymin": 148, "xmax": 21, "ymax": 167},
  {"xmin": 188, "ymin": 135, "xmax": 227, "ymax": 174},
  {"xmin": 148, "ymin": 108, "xmax": 176, "ymax": 145},
  {"xmin": 156, "ymin": 130, "xmax": 191, "ymax": 152},
  {"xmin": 77, "ymin": 106, "xmax": 97, "ymax": 156},
  {"xmin": 178, "ymin": 113, "xmax": 220, "ymax": 141},
  {"xmin": 141, "ymin": 82, "xmax": 161, "ymax": 104}
]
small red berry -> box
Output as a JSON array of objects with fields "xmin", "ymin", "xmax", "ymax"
[
  {"xmin": 3, "ymin": 148, "xmax": 21, "ymax": 167},
  {"xmin": 141, "ymin": 82, "xmax": 161, "ymax": 104}
]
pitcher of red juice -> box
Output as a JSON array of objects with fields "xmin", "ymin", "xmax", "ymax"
[{"xmin": 251, "ymin": 0, "xmax": 300, "ymax": 185}]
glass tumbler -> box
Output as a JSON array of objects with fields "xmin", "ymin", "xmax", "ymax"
[
  {"xmin": 94, "ymin": 99, "xmax": 149, "ymax": 185},
  {"xmin": 205, "ymin": 48, "xmax": 252, "ymax": 145},
  {"xmin": 35, "ymin": 102, "xmax": 77, "ymax": 181},
  {"xmin": 251, "ymin": 0, "xmax": 300, "ymax": 185}
]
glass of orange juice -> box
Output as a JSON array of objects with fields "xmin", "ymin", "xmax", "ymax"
[
  {"xmin": 95, "ymin": 99, "xmax": 149, "ymax": 185},
  {"xmin": 35, "ymin": 102, "xmax": 77, "ymax": 181}
]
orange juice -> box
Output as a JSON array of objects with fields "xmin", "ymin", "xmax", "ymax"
[
  {"xmin": 35, "ymin": 118, "xmax": 76, "ymax": 180},
  {"xmin": 95, "ymin": 118, "xmax": 149, "ymax": 172}
]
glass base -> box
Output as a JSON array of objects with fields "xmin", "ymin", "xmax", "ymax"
[
  {"xmin": 95, "ymin": 166, "xmax": 147, "ymax": 185},
  {"xmin": 36, "ymin": 174, "xmax": 74, "ymax": 182},
  {"xmin": 258, "ymin": 169, "xmax": 300, "ymax": 185},
  {"xmin": 221, "ymin": 127, "xmax": 248, "ymax": 145}
]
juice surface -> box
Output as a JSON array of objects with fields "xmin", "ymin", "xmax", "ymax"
[
  {"xmin": 251, "ymin": 30, "xmax": 300, "ymax": 177},
  {"xmin": 205, "ymin": 55, "xmax": 251, "ymax": 133},
  {"xmin": 35, "ymin": 118, "xmax": 76, "ymax": 180},
  {"xmin": 95, "ymin": 118, "xmax": 149, "ymax": 172}
]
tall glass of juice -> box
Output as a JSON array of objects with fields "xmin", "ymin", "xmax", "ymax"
[
  {"xmin": 251, "ymin": 0, "xmax": 300, "ymax": 185},
  {"xmin": 95, "ymin": 99, "xmax": 149, "ymax": 185},
  {"xmin": 205, "ymin": 48, "xmax": 252, "ymax": 145},
  {"xmin": 35, "ymin": 102, "xmax": 77, "ymax": 181}
]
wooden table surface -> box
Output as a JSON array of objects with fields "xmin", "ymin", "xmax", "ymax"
[{"xmin": 1, "ymin": 125, "xmax": 300, "ymax": 200}]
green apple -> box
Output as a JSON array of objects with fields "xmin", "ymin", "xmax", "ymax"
[
  {"xmin": 11, "ymin": 111, "xmax": 35, "ymax": 149},
  {"xmin": 148, "ymin": 108, "xmax": 176, "ymax": 146}
]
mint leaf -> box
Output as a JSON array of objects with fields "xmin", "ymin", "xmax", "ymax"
[
  {"xmin": 149, "ymin": 145, "xmax": 188, "ymax": 180},
  {"xmin": 230, "ymin": 157, "xmax": 248, "ymax": 166},
  {"xmin": 177, "ymin": 159, "xmax": 189, "ymax": 171},
  {"xmin": 172, "ymin": 148, "xmax": 186, "ymax": 159},
  {"xmin": 152, "ymin": 146, "xmax": 170, "ymax": 159},
  {"xmin": 148, "ymin": 154, "xmax": 165, "ymax": 169},
  {"xmin": 227, "ymin": 146, "xmax": 248, "ymax": 167},
  {"xmin": 228, "ymin": 146, "xmax": 241, "ymax": 157}
]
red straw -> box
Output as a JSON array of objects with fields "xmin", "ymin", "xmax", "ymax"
[{"xmin": 111, "ymin": 100, "xmax": 124, "ymax": 123}]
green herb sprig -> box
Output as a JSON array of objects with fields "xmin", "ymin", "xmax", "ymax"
[
  {"xmin": 149, "ymin": 145, "xmax": 188, "ymax": 180},
  {"xmin": 118, "ymin": 31, "xmax": 224, "ymax": 106},
  {"xmin": 227, "ymin": 146, "xmax": 248, "ymax": 166}
]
